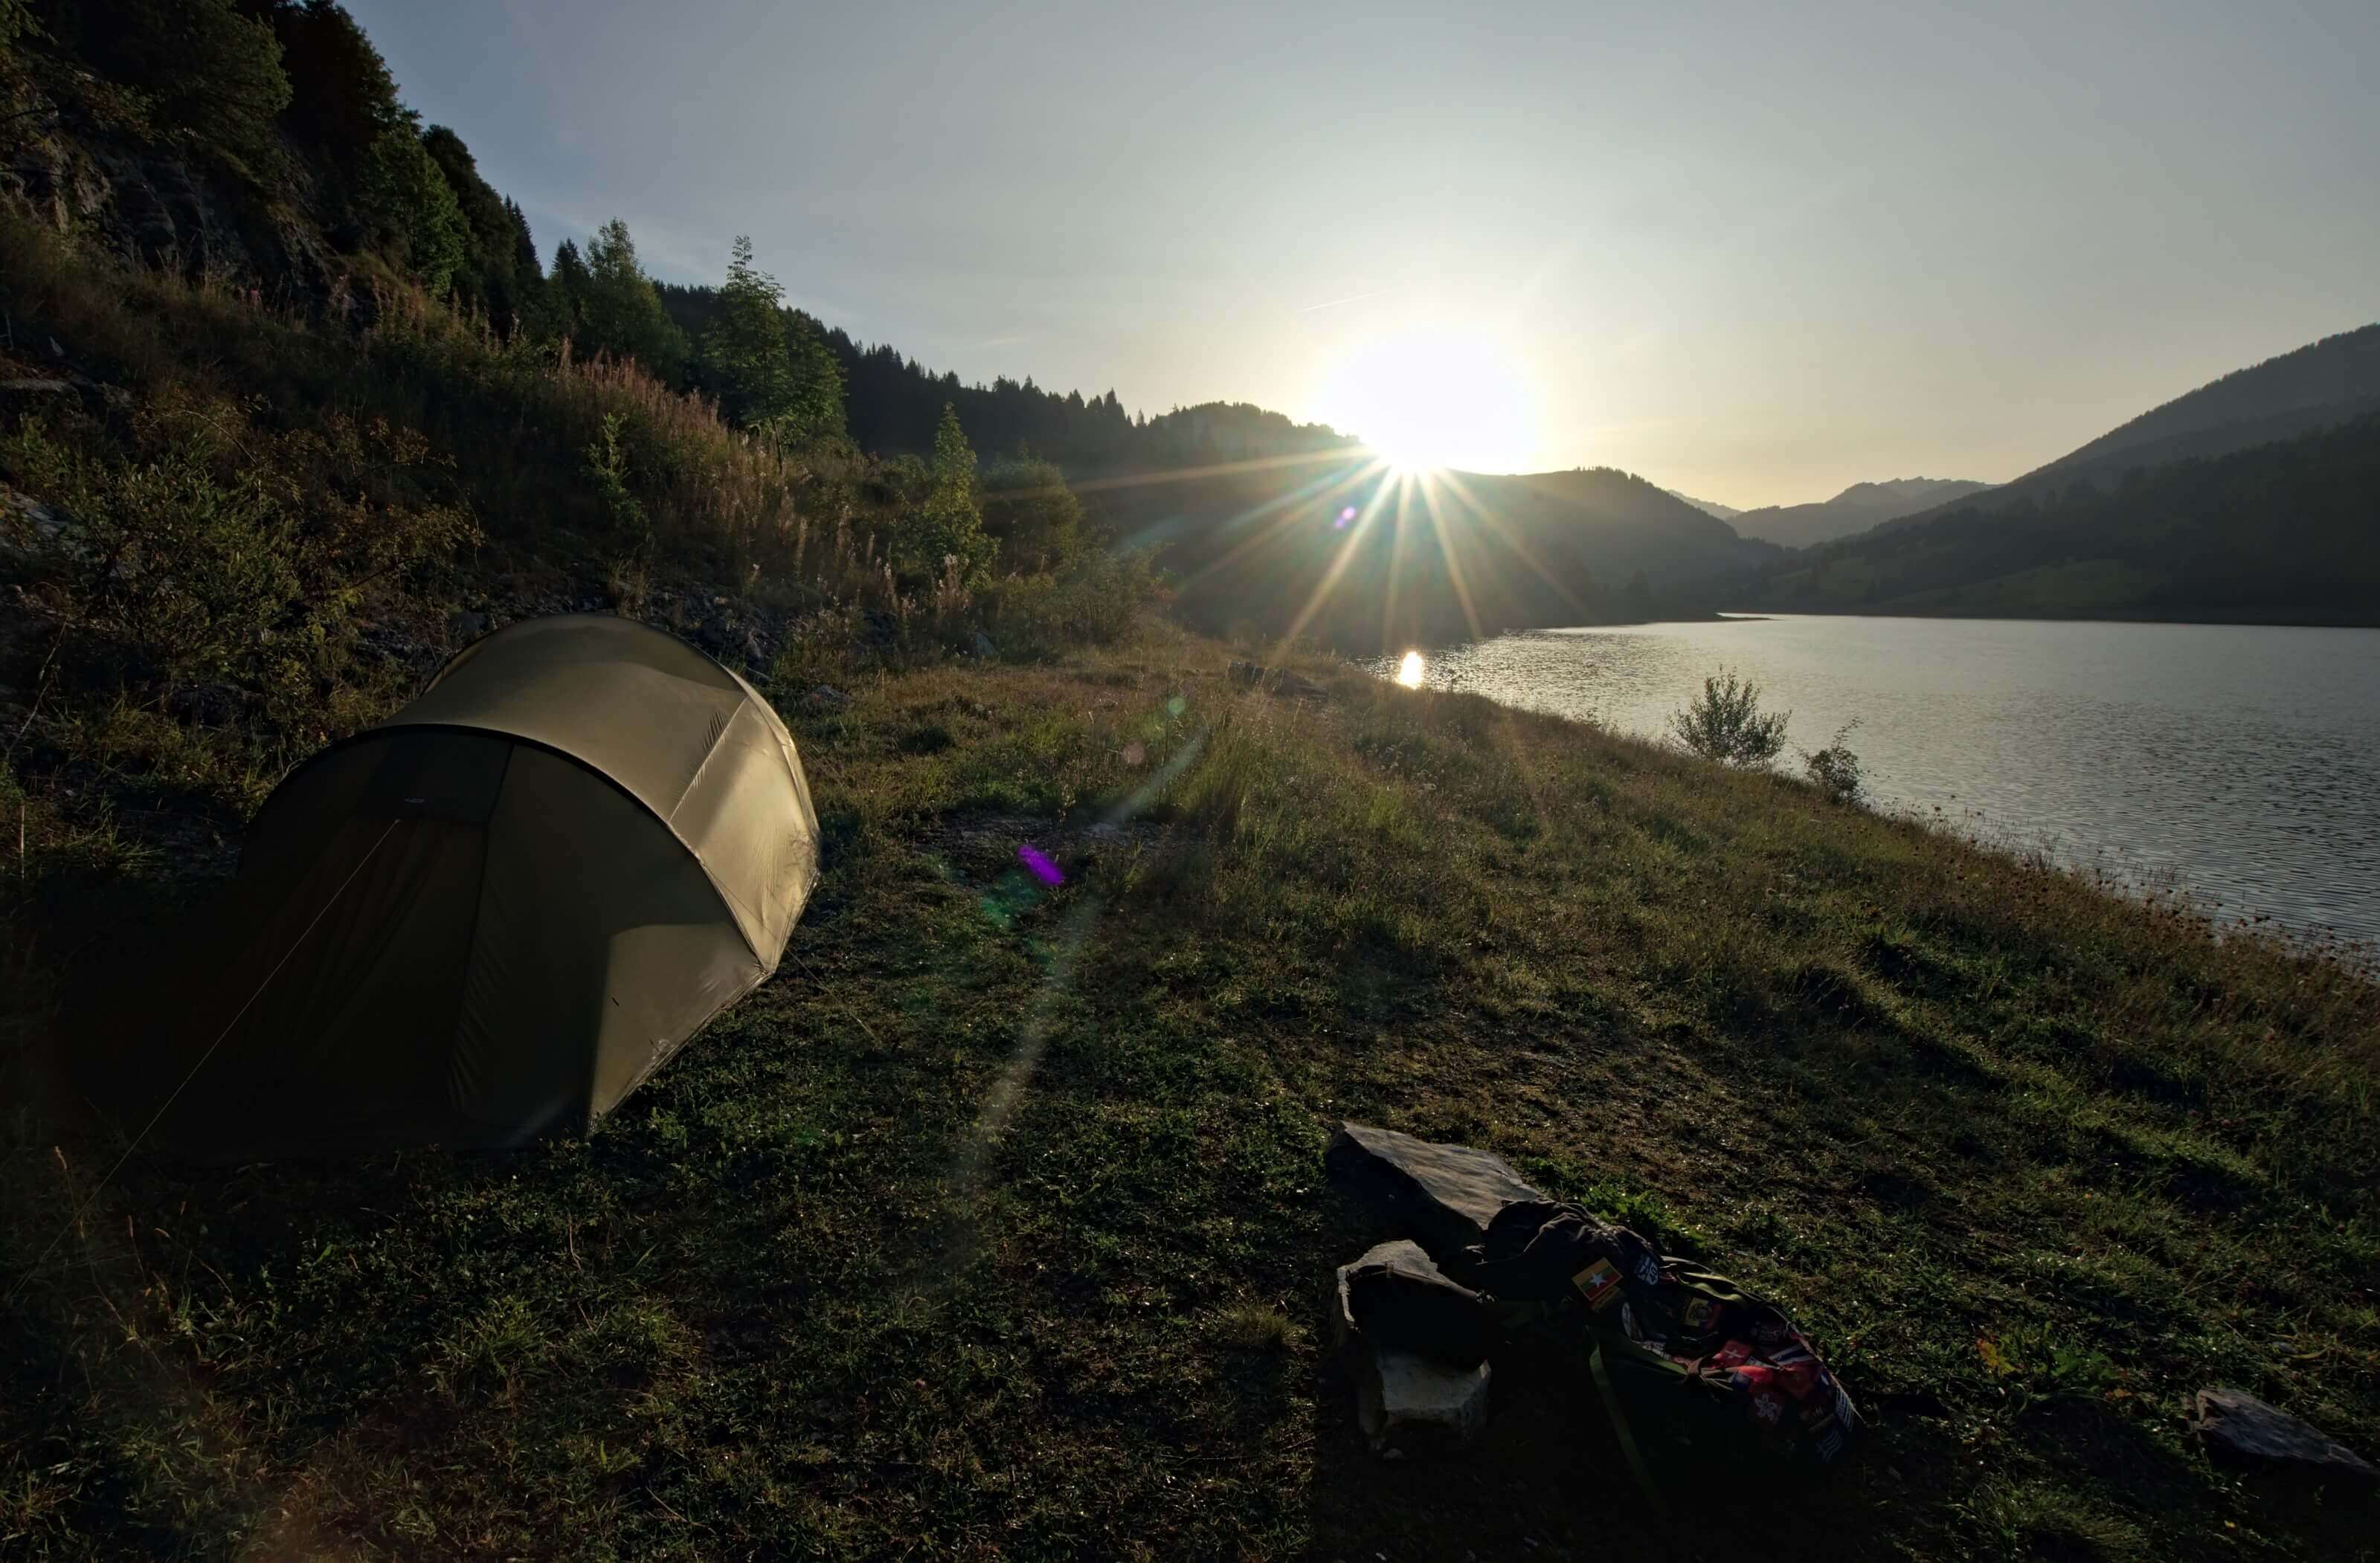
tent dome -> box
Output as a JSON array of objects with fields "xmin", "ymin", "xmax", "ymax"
[{"xmin": 86, "ymin": 615, "xmax": 820, "ymax": 1158}]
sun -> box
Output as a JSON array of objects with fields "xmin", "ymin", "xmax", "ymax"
[{"xmin": 1311, "ymin": 327, "xmax": 1540, "ymax": 474}]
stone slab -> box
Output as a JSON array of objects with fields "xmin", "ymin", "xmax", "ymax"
[
  {"xmin": 1325, "ymin": 1121, "xmax": 1545, "ymax": 1271},
  {"xmin": 1335, "ymin": 1239, "xmax": 1492, "ymax": 1458},
  {"xmin": 2190, "ymin": 1388, "xmax": 2376, "ymax": 1483}
]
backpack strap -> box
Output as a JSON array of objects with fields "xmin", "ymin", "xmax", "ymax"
[{"xmin": 1588, "ymin": 1332, "xmax": 1670, "ymax": 1524}]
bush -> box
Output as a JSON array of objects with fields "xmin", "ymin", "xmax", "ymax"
[
  {"xmin": 3, "ymin": 393, "xmax": 475, "ymax": 712},
  {"xmin": 1800, "ymin": 719, "xmax": 1865, "ymax": 805},
  {"xmin": 1667, "ymin": 669, "xmax": 1790, "ymax": 767},
  {"xmin": 983, "ymin": 549, "xmax": 1160, "ymax": 659},
  {"xmin": 891, "ymin": 405, "xmax": 991, "ymax": 587},
  {"xmin": 980, "ymin": 453, "xmax": 1083, "ymax": 574}
]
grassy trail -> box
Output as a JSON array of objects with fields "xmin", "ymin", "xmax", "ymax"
[{"xmin": 6, "ymin": 625, "xmax": 2376, "ymax": 1561}]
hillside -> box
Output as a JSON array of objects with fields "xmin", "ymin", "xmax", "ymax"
[
  {"xmin": 1886, "ymin": 323, "xmax": 2380, "ymax": 532},
  {"xmin": 1742, "ymin": 410, "xmax": 2380, "ymax": 622},
  {"xmin": 10, "ymin": 628, "xmax": 2378, "ymax": 1562},
  {"xmin": 656, "ymin": 281, "xmax": 1357, "ymax": 477},
  {"xmin": 1731, "ymin": 477, "xmax": 1994, "ymax": 550},
  {"xmin": 1120, "ymin": 461, "xmax": 1779, "ymax": 651},
  {"xmin": 1664, "ymin": 487, "xmax": 1743, "ymax": 521}
]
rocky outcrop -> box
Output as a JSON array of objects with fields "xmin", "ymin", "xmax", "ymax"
[{"xmin": 2, "ymin": 83, "xmax": 344, "ymax": 308}]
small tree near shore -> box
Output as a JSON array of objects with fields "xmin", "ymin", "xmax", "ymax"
[
  {"xmin": 1800, "ymin": 719, "xmax": 1865, "ymax": 805},
  {"xmin": 1669, "ymin": 670, "xmax": 1790, "ymax": 767}
]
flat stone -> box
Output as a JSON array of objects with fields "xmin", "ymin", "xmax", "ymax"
[
  {"xmin": 1325, "ymin": 1122, "xmax": 1545, "ymax": 1269},
  {"xmin": 1353, "ymin": 1347, "xmax": 1490, "ymax": 1460},
  {"xmin": 2190, "ymin": 1388, "xmax": 2376, "ymax": 1483},
  {"xmin": 1335, "ymin": 1240, "xmax": 1493, "ymax": 1457}
]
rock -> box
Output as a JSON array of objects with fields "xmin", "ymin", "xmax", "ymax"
[
  {"xmin": 1354, "ymin": 1348, "xmax": 1491, "ymax": 1460},
  {"xmin": 1334, "ymin": 1239, "xmax": 1493, "ymax": 1367},
  {"xmin": 972, "ymin": 631, "xmax": 999, "ymax": 657},
  {"xmin": 1326, "ymin": 1122, "xmax": 1546, "ymax": 1271},
  {"xmin": 806, "ymin": 685, "xmax": 849, "ymax": 708},
  {"xmin": 1, "ymin": 492, "xmax": 70, "ymax": 559},
  {"xmin": 2190, "ymin": 1388, "xmax": 2377, "ymax": 1483},
  {"xmin": 448, "ymin": 609, "xmax": 489, "ymax": 642},
  {"xmin": 1337, "ymin": 1243, "xmax": 1492, "ymax": 1459},
  {"xmin": 1227, "ymin": 659, "xmax": 1328, "ymax": 700}
]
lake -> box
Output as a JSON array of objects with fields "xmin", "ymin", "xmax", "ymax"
[{"xmin": 1380, "ymin": 615, "xmax": 2380, "ymax": 953}]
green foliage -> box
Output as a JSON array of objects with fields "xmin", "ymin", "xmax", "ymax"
[
  {"xmin": 257, "ymin": 0, "xmax": 402, "ymax": 167},
  {"xmin": 2, "ymin": 393, "xmax": 475, "ymax": 709},
  {"xmin": 693, "ymin": 237, "xmax": 843, "ymax": 448},
  {"xmin": 577, "ymin": 218, "xmax": 687, "ymax": 381},
  {"xmin": 421, "ymin": 125, "xmax": 536, "ymax": 333},
  {"xmin": 547, "ymin": 236, "xmax": 591, "ymax": 339},
  {"xmin": 982, "ymin": 548, "xmax": 1161, "ymax": 657},
  {"xmin": 699, "ymin": 235, "xmax": 797, "ymax": 429},
  {"xmin": 779, "ymin": 309, "xmax": 847, "ymax": 448},
  {"xmin": 358, "ymin": 120, "xmax": 468, "ymax": 295},
  {"xmin": 980, "ymin": 452, "xmax": 1083, "ymax": 573},
  {"xmin": 1668, "ymin": 668, "xmax": 1790, "ymax": 767},
  {"xmin": 1800, "ymin": 718, "xmax": 1865, "ymax": 805},
  {"xmin": 52, "ymin": 0, "xmax": 291, "ymax": 158},
  {"xmin": 0, "ymin": 0, "xmax": 34, "ymax": 53},
  {"xmin": 892, "ymin": 403, "xmax": 991, "ymax": 586},
  {"xmin": 582, "ymin": 410, "xmax": 646, "ymax": 541}
]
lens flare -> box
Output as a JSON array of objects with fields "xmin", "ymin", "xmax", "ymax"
[{"xmin": 1396, "ymin": 650, "xmax": 1426, "ymax": 688}]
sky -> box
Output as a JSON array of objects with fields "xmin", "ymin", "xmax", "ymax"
[{"xmin": 349, "ymin": 0, "xmax": 2379, "ymax": 508}]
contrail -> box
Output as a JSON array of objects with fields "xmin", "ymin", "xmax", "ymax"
[{"xmin": 1297, "ymin": 285, "xmax": 1400, "ymax": 314}]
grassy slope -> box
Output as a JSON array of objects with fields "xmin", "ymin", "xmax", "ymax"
[{"xmin": 7, "ymin": 626, "xmax": 2376, "ymax": 1562}]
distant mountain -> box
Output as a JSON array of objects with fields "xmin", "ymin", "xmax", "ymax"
[
  {"xmin": 1737, "ymin": 410, "xmax": 2380, "ymax": 625},
  {"xmin": 1886, "ymin": 323, "xmax": 2380, "ymax": 532},
  {"xmin": 1731, "ymin": 477, "xmax": 1994, "ymax": 550},
  {"xmin": 1665, "ymin": 489, "xmax": 1744, "ymax": 521},
  {"xmin": 1108, "ymin": 463, "xmax": 1779, "ymax": 651}
]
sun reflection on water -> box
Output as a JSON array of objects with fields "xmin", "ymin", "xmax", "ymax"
[{"xmin": 1396, "ymin": 650, "xmax": 1426, "ymax": 688}]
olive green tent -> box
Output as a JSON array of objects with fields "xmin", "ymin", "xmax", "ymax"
[{"xmin": 82, "ymin": 615, "xmax": 819, "ymax": 1159}]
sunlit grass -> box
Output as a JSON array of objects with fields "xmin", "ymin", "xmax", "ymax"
[{"xmin": 5, "ymin": 624, "xmax": 2374, "ymax": 1559}]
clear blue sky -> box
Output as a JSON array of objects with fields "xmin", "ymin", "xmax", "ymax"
[{"xmin": 349, "ymin": 0, "xmax": 2378, "ymax": 506}]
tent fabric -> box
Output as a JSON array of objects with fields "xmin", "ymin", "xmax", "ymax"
[{"xmin": 81, "ymin": 615, "xmax": 820, "ymax": 1160}]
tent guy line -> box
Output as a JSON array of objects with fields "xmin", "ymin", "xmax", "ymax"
[{"xmin": 6, "ymin": 816, "xmax": 402, "ymax": 1306}]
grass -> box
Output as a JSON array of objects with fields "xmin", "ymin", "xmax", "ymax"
[{"xmin": 5, "ymin": 622, "xmax": 2376, "ymax": 1561}]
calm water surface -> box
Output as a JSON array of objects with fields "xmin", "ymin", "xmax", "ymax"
[{"xmin": 1383, "ymin": 616, "xmax": 2380, "ymax": 951}]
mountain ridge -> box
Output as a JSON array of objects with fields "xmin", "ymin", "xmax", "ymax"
[
  {"xmin": 1731, "ymin": 477, "xmax": 1995, "ymax": 550},
  {"xmin": 1881, "ymin": 323, "xmax": 2380, "ymax": 534}
]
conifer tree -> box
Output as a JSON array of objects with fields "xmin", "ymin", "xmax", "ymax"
[
  {"xmin": 895, "ymin": 405, "xmax": 991, "ymax": 585},
  {"xmin": 549, "ymin": 238, "xmax": 591, "ymax": 341},
  {"xmin": 701, "ymin": 236, "xmax": 797, "ymax": 428},
  {"xmin": 579, "ymin": 219, "xmax": 688, "ymax": 380}
]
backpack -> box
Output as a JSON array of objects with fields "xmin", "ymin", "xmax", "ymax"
[{"xmin": 1470, "ymin": 1202, "xmax": 1859, "ymax": 1505}]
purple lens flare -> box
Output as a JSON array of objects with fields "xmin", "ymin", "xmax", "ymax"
[{"xmin": 1017, "ymin": 843, "xmax": 1065, "ymax": 886}]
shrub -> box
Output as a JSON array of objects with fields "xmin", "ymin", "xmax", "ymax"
[
  {"xmin": 983, "ymin": 549, "xmax": 1160, "ymax": 659},
  {"xmin": 4, "ymin": 393, "xmax": 475, "ymax": 712},
  {"xmin": 1801, "ymin": 719, "xmax": 1865, "ymax": 805},
  {"xmin": 892, "ymin": 405, "xmax": 991, "ymax": 587},
  {"xmin": 980, "ymin": 453, "xmax": 1083, "ymax": 574},
  {"xmin": 1667, "ymin": 668, "xmax": 1789, "ymax": 767}
]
